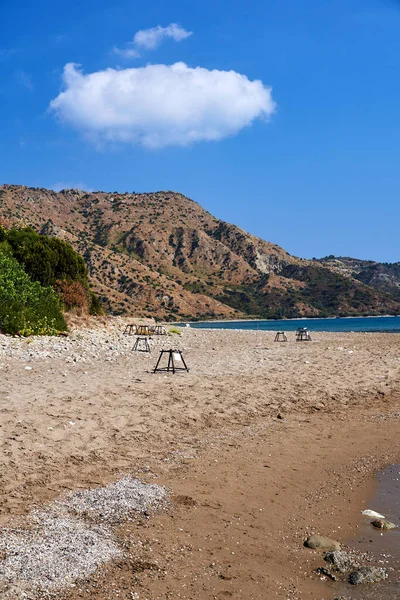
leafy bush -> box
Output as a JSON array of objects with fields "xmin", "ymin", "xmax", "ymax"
[
  {"xmin": 2, "ymin": 227, "xmax": 103, "ymax": 316},
  {"xmin": 5, "ymin": 227, "xmax": 87, "ymax": 287},
  {"xmin": 0, "ymin": 246, "xmax": 67, "ymax": 335},
  {"xmin": 88, "ymin": 291, "xmax": 103, "ymax": 316},
  {"xmin": 168, "ymin": 326, "xmax": 181, "ymax": 335}
]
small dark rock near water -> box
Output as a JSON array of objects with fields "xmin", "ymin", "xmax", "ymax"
[
  {"xmin": 304, "ymin": 534, "xmax": 341, "ymax": 550},
  {"xmin": 324, "ymin": 550, "xmax": 359, "ymax": 573},
  {"xmin": 349, "ymin": 566, "xmax": 388, "ymax": 585},
  {"xmin": 371, "ymin": 518, "xmax": 396, "ymax": 530}
]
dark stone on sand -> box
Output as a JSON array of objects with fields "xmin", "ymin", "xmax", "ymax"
[
  {"xmin": 304, "ymin": 534, "xmax": 341, "ymax": 550},
  {"xmin": 371, "ymin": 518, "xmax": 396, "ymax": 530},
  {"xmin": 349, "ymin": 566, "xmax": 388, "ymax": 585},
  {"xmin": 324, "ymin": 550, "xmax": 359, "ymax": 573},
  {"xmin": 316, "ymin": 566, "xmax": 337, "ymax": 581}
]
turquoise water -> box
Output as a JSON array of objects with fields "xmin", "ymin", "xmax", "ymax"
[{"xmin": 181, "ymin": 316, "xmax": 400, "ymax": 333}]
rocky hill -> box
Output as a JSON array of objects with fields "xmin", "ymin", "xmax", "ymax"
[
  {"xmin": 316, "ymin": 256, "xmax": 400, "ymax": 298},
  {"xmin": 1, "ymin": 183, "xmax": 400, "ymax": 320}
]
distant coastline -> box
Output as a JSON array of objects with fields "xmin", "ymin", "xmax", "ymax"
[
  {"xmin": 175, "ymin": 315, "xmax": 400, "ymax": 333},
  {"xmin": 177, "ymin": 314, "xmax": 399, "ymax": 324}
]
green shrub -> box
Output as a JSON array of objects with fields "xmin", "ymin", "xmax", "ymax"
[
  {"xmin": 5, "ymin": 227, "xmax": 87, "ymax": 287},
  {"xmin": 0, "ymin": 246, "xmax": 67, "ymax": 335},
  {"xmin": 89, "ymin": 291, "xmax": 104, "ymax": 316},
  {"xmin": 2, "ymin": 227, "xmax": 103, "ymax": 316},
  {"xmin": 168, "ymin": 326, "xmax": 181, "ymax": 335}
]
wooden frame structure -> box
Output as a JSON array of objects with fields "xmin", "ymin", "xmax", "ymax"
[
  {"xmin": 274, "ymin": 331, "xmax": 288, "ymax": 342},
  {"xmin": 153, "ymin": 349, "xmax": 189, "ymax": 374},
  {"xmin": 132, "ymin": 337, "xmax": 151, "ymax": 352},
  {"xmin": 296, "ymin": 328, "xmax": 312, "ymax": 341},
  {"xmin": 123, "ymin": 324, "xmax": 137, "ymax": 335},
  {"xmin": 136, "ymin": 325, "xmax": 152, "ymax": 336},
  {"xmin": 151, "ymin": 325, "xmax": 167, "ymax": 335}
]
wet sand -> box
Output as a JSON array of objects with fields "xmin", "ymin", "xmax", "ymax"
[{"xmin": 1, "ymin": 323, "xmax": 400, "ymax": 598}]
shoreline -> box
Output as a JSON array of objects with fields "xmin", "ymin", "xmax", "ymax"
[
  {"xmin": 54, "ymin": 407, "xmax": 400, "ymax": 600},
  {"xmin": 1, "ymin": 325, "xmax": 400, "ymax": 598},
  {"xmin": 175, "ymin": 314, "xmax": 400, "ymax": 325}
]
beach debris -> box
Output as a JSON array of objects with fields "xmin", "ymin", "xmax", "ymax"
[
  {"xmin": 324, "ymin": 550, "xmax": 360, "ymax": 573},
  {"xmin": 0, "ymin": 512, "xmax": 121, "ymax": 594},
  {"xmin": 361, "ymin": 509, "xmax": 385, "ymax": 519},
  {"xmin": 304, "ymin": 534, "xmax": 341, "ymax": 551},
  {"xmin": 349, "ymin": 566, "xmax": 388, "ymax": 585},
  {"xmin": 56, "ymin": 476, "xmax": 169, "ymax": 523},
  {"xmin": 371, "ymin": 518, "xmax": 397, "ymax": 530}
]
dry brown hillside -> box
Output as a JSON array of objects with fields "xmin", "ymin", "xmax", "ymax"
[{"xmin": 1, "ymin": 184, "xmax": 400, "ymax": 320}]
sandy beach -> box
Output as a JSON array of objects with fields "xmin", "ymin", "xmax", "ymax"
[{"xmin": 1, "ymin": 321, "xmax": 399, "ymax": 599}]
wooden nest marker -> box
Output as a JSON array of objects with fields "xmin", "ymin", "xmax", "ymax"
[
  {"xmin": 153, "ymin": 349, "xmax": 189, "ymax": 374},
  {"xmin": 152, "ymin": 325, "xmax": 167, "ymax": 335},
  {"xmin": 132, "ymin": 337, "xmax": 151, "ymax": 353},
  {"xmin": 123, "ymin": 324, "xmax": 137, "ymax": 335},
  {"xmin": 274, "ymin": 332, "xmax": 287, "ymax": 342},
  {"xmin": 296, "ymin": 328, "xmax": 312, "ymax": 341},
  {"xmin": 136, "ymin": 325, "xmax": 152, "ymax": 336}
]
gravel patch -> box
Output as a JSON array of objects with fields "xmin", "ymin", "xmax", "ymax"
[
  {"xmin": 0, "ymin": 512, "xmax": 120, "ymax": 597},
  {"xmin": 0, "ymin": 477, "xmax": 169, "ymax": 598},
  {"xmin": 57, "ymin": 476, "xmax": 169, "ymax": 523}
]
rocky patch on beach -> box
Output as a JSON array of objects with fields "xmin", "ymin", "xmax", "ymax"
[{"xmin": 305, "ymin": 532, "xmax": 393, "ymax": 592}]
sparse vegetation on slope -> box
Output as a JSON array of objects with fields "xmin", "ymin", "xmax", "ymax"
[
  {"xmin": 317, "ymin": 256, "xmax": 400, "ymax": 299},
  {"xmin": 1, "ymin": 184, "xmax": 399, "ymax": 320}
]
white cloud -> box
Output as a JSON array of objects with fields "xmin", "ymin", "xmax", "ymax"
[
  {"xmin": 134, "ymin": 23, "xmax": 192, "ymax": 50},
  {"xmin": 113, "ymin": 45, "xmax": 140, "ymax": 60},
  {"xmin": 113, "ymin": 23, "xmax": 192, "ymax": 59},
  {"xmin": 51, "ymin": 181, "xmax": 94, "ymax": 192},
  {"xmin": 50, "ymin": 62, "xmax": 276, "ymax": 148}
]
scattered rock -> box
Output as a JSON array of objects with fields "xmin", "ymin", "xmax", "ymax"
[
  {"xmin": 371, "ymin": 518, "xmax": 396, "ymax": 530},
  {"xmin": 324, "ymin": 550, "xmax": 359, "ymax": 573},
  {"xmin": 304, "ymin": 534, "xmax": 341, "ymax": 551},
  {"xmin": 316, "ymin": 566, "xmax": 337, "ymax": 581},
  {"xmin": 277, "ymin": 413, "xmax": 284, "ymax": 420},
  {"xmin": 349, "ymin": 566, "xmax": 388, "ymax": 585}
]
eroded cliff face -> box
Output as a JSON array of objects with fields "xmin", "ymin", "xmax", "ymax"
[{"xmin": 1, "ymin": 183, "xmax": 399, "ymax": 319}]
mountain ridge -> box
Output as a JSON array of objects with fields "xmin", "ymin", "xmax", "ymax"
[{"xmin": 1, "ymin": 183, "xmax": 399, "ymax": 320}]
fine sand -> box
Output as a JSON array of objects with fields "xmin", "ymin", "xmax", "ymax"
[{"xmin": 1, "ymin": 321, "xmax": 399, "ymax": 599}]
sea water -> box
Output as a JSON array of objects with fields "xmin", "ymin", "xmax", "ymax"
[
  {"xmin": 182, "ymin": 316, "xmax": 400, "ymax": 333},
  {"xmin": 338, "ymin": 465, "xmax": 400, "ymax": 599}
]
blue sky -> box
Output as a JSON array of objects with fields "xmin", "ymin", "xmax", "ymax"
[{"xmin": 1, "ymin": 0, "xmax": 399, "ymax": 262}]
